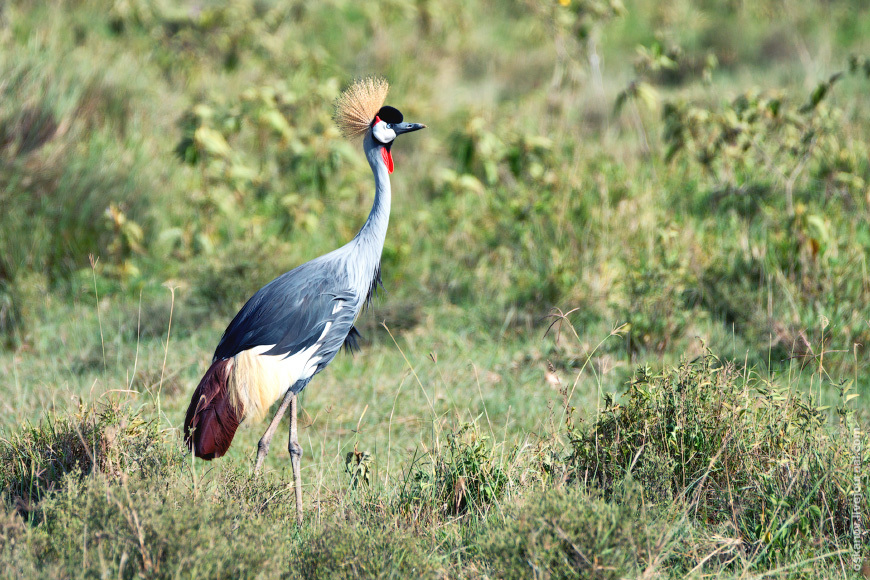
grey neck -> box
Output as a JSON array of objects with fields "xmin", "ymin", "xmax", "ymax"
[
  {"xmin": 340, "ymin": 131, "xmax": 391, "ymax": 302},
  {"xmin": 356, "ymin": 131, "xmax": 391, "ymax": 249}
]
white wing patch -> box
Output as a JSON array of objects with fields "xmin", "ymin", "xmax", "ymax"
[{"xmin": 228, "ymin": 317, "xmax": 340, "ymax": 423}]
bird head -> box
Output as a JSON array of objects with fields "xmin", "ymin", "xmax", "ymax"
[
  {"xmin": 370, "ymin": 106, "xmax": 426, "ymax": 173},
  {"xmin": 334, "ymin": 78, "xmax": 426, "ymax": 174}
]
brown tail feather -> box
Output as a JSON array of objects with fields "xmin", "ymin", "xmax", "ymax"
[{"xmin": 184, "ymin": 358, "xmax": 242, "ymax": 460}]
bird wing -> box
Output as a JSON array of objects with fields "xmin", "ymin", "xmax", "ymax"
[{"xmin": 213, "ymin": 260, "xmax": 358, "ymax": 366}]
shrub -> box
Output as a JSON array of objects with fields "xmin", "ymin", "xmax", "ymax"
[
  {"xmin": 398, "ymin": 423, "xmax": 509, "ymax": 519},
  {"xmin": 566, "ymin": 352, "xmax": 868, "ymax": 565},
  {"xmin": 27, "ymin": 473, "xmax": 297, "ymax": 579},
  {"xmin": 0, "ymin": 402, "xmax": 183, "ymax": 510},
  {"xmin": 661, "ymin": 74, "xmax": 868, "ymax": 214}
]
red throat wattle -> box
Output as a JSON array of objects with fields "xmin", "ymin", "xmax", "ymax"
[
  {"xmin": 372, "ymin": 115, "xmax": 394, "ymax": 174},
  {"xmin": 382, "ymin": 147, "xmax": 394, "ymax": 174}
]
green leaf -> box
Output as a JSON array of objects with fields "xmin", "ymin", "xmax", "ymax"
[
  {"xmin": 259, "ymin": 109, "xmax": 294, "ymax": 139},
  {"xmin": 635, "ymin": 82, "xmax": 659, "ymax": 111},
  {"xmin": 194, "ymin": 126, "xmax": 232, "ymax": 158}
]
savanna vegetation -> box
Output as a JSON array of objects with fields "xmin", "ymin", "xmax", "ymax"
[{"xmin": 0, "ymin": 0, "xmax": 869, "ymax": 577}]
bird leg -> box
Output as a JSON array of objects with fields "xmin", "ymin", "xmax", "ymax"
[
  {"xmin": 254, "ymin": 388, "xmax": 295, "ymax": 474},
  {"xmin": 289, "ymin": 394, "xmax": 303, "ymax": 525}
]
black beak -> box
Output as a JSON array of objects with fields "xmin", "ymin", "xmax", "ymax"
[{"xmin": 392, "ymin": 122, "xmax": 426, "ymax": 135}]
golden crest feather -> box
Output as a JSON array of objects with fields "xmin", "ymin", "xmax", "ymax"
[{"xmin": 334, "ymin": 77, "xmax": 390, "ymax": 139}]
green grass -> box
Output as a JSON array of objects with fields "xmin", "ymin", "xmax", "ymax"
[{"xmin": 0, "ymin": 0, "xmax": 869, "ymax": 577}]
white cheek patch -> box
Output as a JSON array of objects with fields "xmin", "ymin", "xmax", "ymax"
[{"xmin": 372, "ymin": 121, "xmax": 396, "ymax": 144}]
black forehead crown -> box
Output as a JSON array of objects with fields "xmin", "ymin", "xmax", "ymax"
[{"xmin": 376, "ymin": 106, "xmax": 403, "ymax": 124}]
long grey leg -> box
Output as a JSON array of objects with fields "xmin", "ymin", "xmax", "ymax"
[
  {"xmin": 289, "ymin": 394, "xmax": 303, "ymax": 525},
  {"xmin": 254, "ymin": 388, "xmax": 295, "ymax": 474}
]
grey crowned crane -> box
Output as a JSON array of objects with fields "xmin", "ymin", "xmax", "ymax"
[{"xmin": 183, "ymin": 78, "xmax": 425, "ymax": 524}]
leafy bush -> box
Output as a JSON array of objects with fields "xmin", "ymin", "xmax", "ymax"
[
  {"xmin": 27, "ymin": 474, "xmax": 298, "ymax": 579},
  {"xmin": 398, "ymin": 423, "xmax": 509, "ymax": 519},
  {"xmin": 662, "ymin": 73, "xmax": 867, "ymax": 214},
  {"xmin": 615, "ymin": 259, "xmax": 697, "ymax": 355},
  {"xmin": 432, "ymin": 116, "xmax": 586, "ymax": 314},
  {"xmin": 566, "ymin": 352, "xmax": 868, "ymax": 565},
  {"xmin": 0, "ymin": 402, "xmax": 183, "ymax": 510}
]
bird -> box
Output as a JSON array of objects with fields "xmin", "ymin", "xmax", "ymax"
[{"xmin": 183, "ymin": 77, "xmax": 425, "ymax": 524}]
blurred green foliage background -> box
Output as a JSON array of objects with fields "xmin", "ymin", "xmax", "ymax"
[
  {"xmin": 0, "ymin": 1, "xmax": 869, "ymax": 576},
  {"xmin": 1, "ymin": 0, "xmax": 868, "ymax": 381}
]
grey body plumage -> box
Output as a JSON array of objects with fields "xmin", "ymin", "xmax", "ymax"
[{"xmin": 212, "ymin": 130, "xmax": 392, "ymax": 394}]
